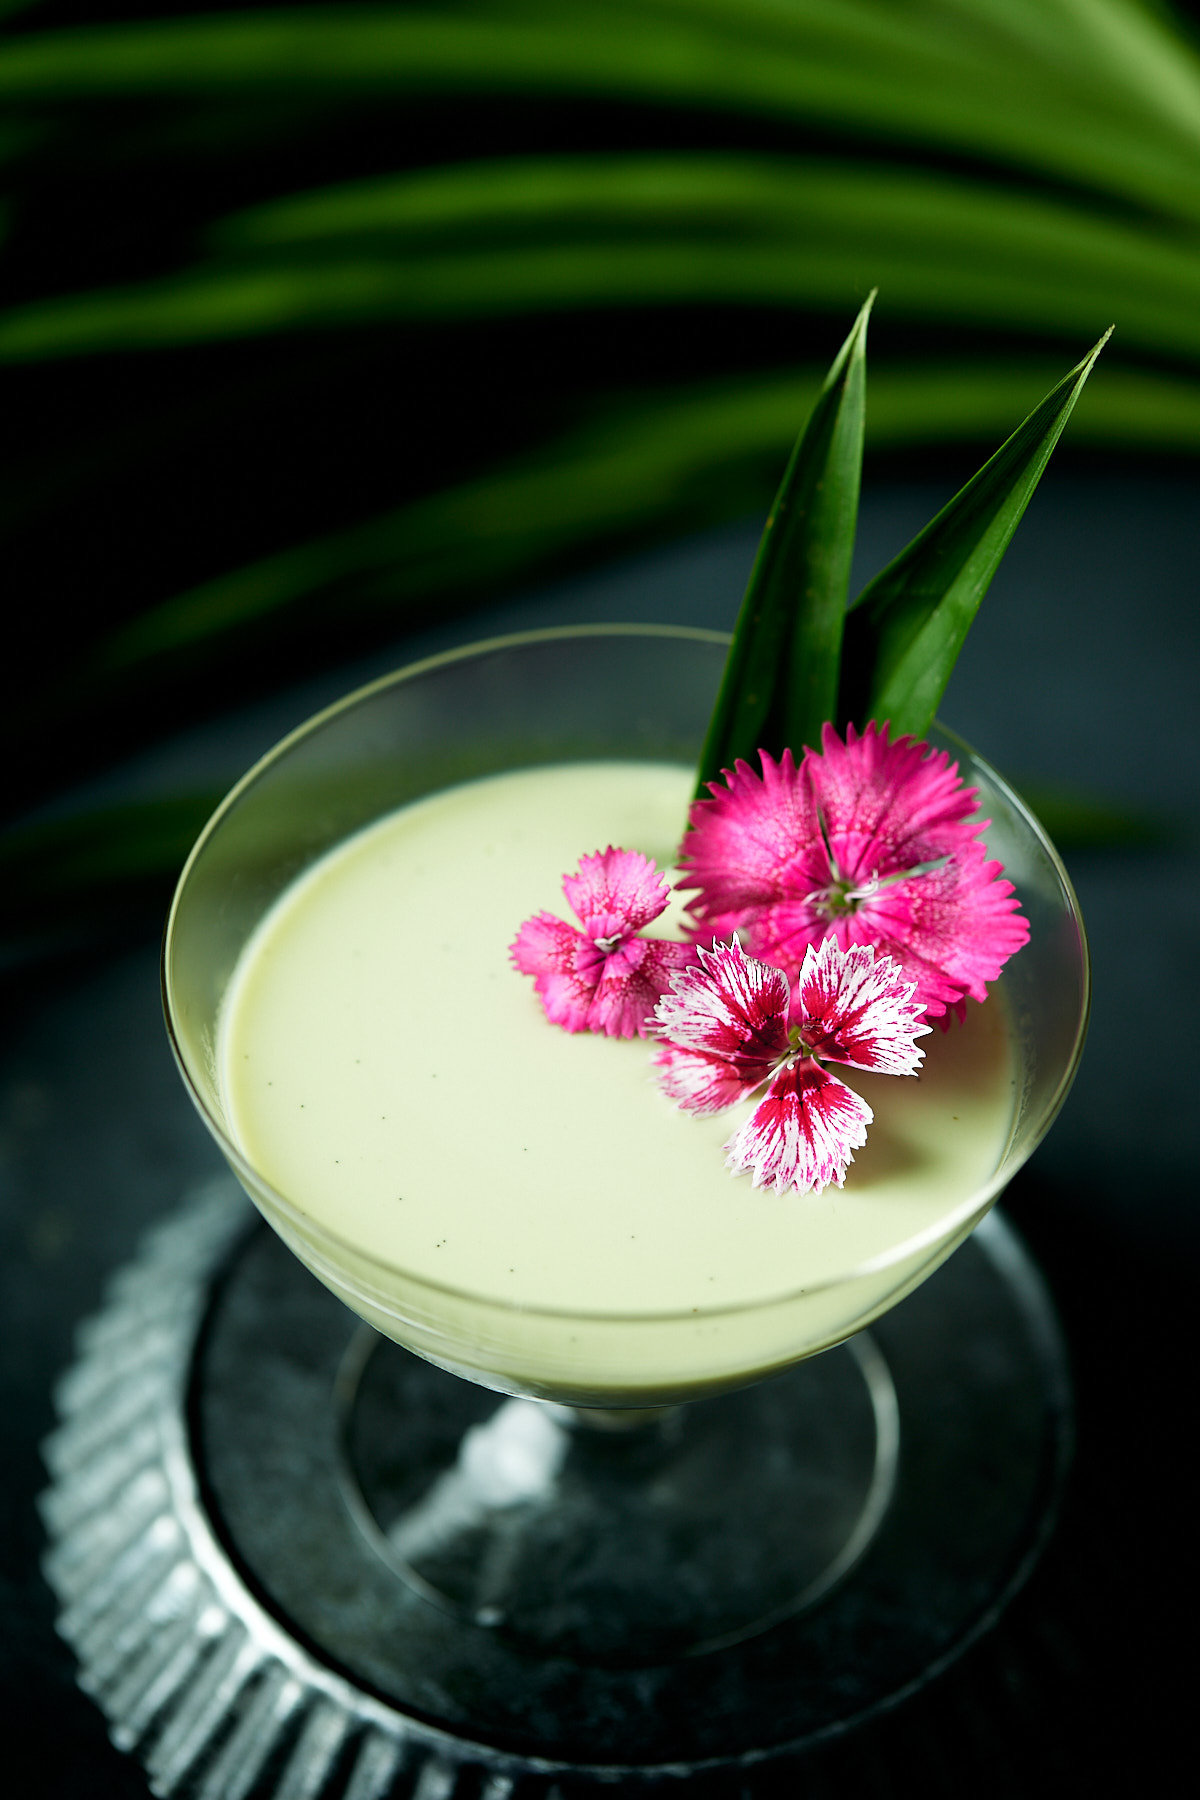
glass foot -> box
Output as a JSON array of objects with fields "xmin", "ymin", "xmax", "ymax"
[
  {"xmin": 188, "ymin": 1206, "xmax": 1069, "ymax": 1769},
  {"xmin": 337, "ymin": 1328, "xmax": 898, "ymax": 1662}
]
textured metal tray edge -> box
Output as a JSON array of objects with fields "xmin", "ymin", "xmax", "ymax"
[
  {"xmin": 37, "ymin": 1180, "xmax": 546, "ymax": 1799},
  {"xmin": 37, "ymin": 1179, "xmax": 1071, "ymax": 1799}
]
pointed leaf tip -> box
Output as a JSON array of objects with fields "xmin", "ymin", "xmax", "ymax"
[
  {"xmin": 695, "ymin": 300, "xmax": 869, "ymax": 795},
  {"xmin": 839, "ymin": 334, "xmax": 1110, "ymax": 740},
  {"xmin": 1071, "ymin": 325, "xmax": 1113, "ymax": 381}
]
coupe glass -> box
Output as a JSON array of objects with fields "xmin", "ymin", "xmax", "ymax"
[{"xmin": 163, "ymin": 626, "xmax": 1088, "ymax": 1663}]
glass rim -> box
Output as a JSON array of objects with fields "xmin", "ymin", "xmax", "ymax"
[{"xmin": 162, "ymin": 623, "xmax": 1090, "ymax": 1325}]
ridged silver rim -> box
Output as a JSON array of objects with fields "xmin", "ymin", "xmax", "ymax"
[
  {"xmin": 38, "ymin": 1178, "xmax": 564, "ymax": 1800},
  {"xmin": 38, "ymin": 1178, "xmax": 1071, "ymax": 1796}
]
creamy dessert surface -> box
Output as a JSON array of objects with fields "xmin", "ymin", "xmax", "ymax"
[{"xmin": 219, "ymin": 762, "xmax": 1018, "ymax": 1319}]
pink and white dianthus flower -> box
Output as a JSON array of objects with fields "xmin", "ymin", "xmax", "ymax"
[
  {"xmin": 654, "ymin": 935, "xmax": 929, "ymax": 1193},
  {"xmin": 510, "ymin": 847, "xmax": 694, "ymax": 1038},
  {"xmin": 679, "ymin": 723, "xmax": 1029, "ymax": 1021}
]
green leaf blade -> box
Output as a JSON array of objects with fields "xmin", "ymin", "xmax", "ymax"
[
  {"xmin": 694, "ymin": 290, "xmax": 871, "ymax": 796},
  {"xmin": 840, "ymin": 327, "xmax": 1111, "ymax": 738}
]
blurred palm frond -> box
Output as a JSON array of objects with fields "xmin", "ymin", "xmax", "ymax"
[{"xmin": 2, "ymin": 0, "xmax": 1196, "ymax": 939}]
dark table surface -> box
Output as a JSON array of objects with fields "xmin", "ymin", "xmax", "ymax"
[{"xmin": 2, "ymin": 472, "xmax": 1195, "ymax": 1795}]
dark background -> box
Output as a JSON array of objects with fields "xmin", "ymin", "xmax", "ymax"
[
  {"xmin": 2, "ymin": 481, "xmax": 1196, "ymax": 1795},
  {"xmin": 2, "ymin": 2, "xmax": 1198, "ymax": 1792},
  {"xmin": 3, "ymin": 0, "xmax": 1200, "ymax": 811}
]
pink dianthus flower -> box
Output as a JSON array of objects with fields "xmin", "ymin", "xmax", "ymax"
[
  {"xmin": 679, "ymin": 723, "xmax": 1029, "ymax": 1020},
  {"xmin": 654, "ymin": 935, "xmax": 929, "ymax": 1193},
  {"xmin": 511, "ymin": 847, "xmax": 694, "ymax": 1037}
]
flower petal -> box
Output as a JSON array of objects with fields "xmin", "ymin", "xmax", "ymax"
[
  {"xmin": 679, "ymin": 728, "xmax": 1029, "ymax": 1018},
  {"xmin": 509, "ymin": 912, "xmax": 605, "ymax": 1032},
  {"xmin": 652, "ymin": 1042, "xmax": 754, "ymax": 1113},
  {"xmin": 850, "ymin": 838, "xmax": 1030, "ymax": 1014},
  {"xmin": 725, "ymin": 1059, "xmax": 873, "ymax": 1193},
  {"xmin": 563, "ymin": 847, "xmax": 672, "ymax": 940},
  {"xmin": 587, "ymin": 935, "xmax": 695, "ymax": 1038},
  {"xmin": 679, "ymin": 751, "xmax": 829, "ymax": 940},
  {"xmin": 810, "ymin": 720, "xmax": 981, "ymax": 888},
  {"xmin": 797, "ymin": 937, "xmax": 929, "ymax": 1074},
  {"xmin": 653, "ymin": 936, "xmax": 790, "ymax": 1081}
]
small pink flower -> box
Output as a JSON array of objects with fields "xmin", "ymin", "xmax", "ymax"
[
  {"xmin": 511, "ymin": 847, "xmax": 694, "ymax": 1037},
  {"xmin": 654, "ymin": 936, "xmax": 928, "ymax": 1193},
  {"xmin": 679, "ymin": 723, "xmax": 1029, "ymax": 1020}
]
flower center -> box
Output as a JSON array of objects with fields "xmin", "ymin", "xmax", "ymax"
[
  {"xmin": 810, "ymin": 875, "xmax": 878, "ymax": 920},
  {"xmin": 810, "ymin": 854, "xmax": 951, "ymax": 920}
]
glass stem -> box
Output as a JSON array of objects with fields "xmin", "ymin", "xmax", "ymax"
[{"xmin": 546, "ymin": 1402, "xmax": 683, "ymax": 1434}]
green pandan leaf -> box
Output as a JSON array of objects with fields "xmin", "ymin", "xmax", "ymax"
[
  {"xmin": 839, "ymin": 329, "xmax": 1111, "ymax": 738},
  {"xmin": 694, "ymin": 292, "xmax": 870, "ymax": 796}
]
